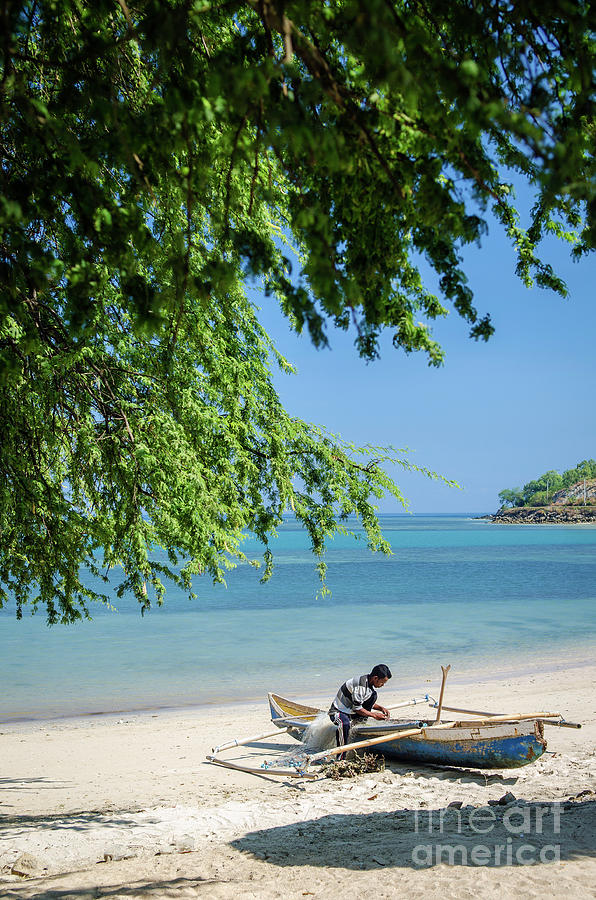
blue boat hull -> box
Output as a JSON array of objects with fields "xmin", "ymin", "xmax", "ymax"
[
  {"xmin": 356, "ymin": 731, "xmax": 545, "ymax": 769},
  {"xmin": 268, "ymin": 693, "xmax": 547, "ymax": 770}
]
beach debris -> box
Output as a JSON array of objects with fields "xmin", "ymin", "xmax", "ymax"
[
  {"xmin": 11, "ymin": 853, "xmax": 42, "ymax": 877},
  {"xmin": 448, "ymin": 800, "xmax": 464, "ymax": 809},
  {"xmin": 102, "ymin": 845, "xmax": 133, "ymax": 862},
  {"xmin": 498, "ymin": 792, "xmax": 517, "ymax": 805},
  {"xmin": 323, "ymin": 752, "xmax": 385, "ymax": 780},
  {"xmin": 175, "ymin": 835, "xmax": 196, "ymax": 852}
]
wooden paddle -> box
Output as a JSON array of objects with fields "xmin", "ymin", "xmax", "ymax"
[{"xmin": 435, "ymin": 664, "xmax": 451, "ymax": 724}]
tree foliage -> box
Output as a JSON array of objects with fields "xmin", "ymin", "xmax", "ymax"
[
  {"xmin": 497, "ymin": 487, "xmax": 524, "ymax": 508},
  {"xmin": 1, "ymin": 1, "xmax": 594, "ymax": 620},
  {"xmin": 499, "ymin": 459, "xmax": 596, "ymax": 507}
]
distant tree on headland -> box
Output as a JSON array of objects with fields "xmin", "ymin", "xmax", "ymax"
[
  {"xmin": 499, "ymin": 461, "xmax": 596, "ymax": 508},
  {"xmin": 1, "ymin": 2, "xmax": 594, "ymax": 621}
]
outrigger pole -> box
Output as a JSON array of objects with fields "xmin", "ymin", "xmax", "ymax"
[{"xmin": 426, "ymin": 699, "xmax": 581, "ymax": 728}]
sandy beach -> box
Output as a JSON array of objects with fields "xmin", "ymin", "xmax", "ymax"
[{"xmin": 1, "ymin": 662, "xmax": 595, "ymax": 898}]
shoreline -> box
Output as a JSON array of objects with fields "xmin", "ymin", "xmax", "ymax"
[
  {"xmin": 3, "ymin": 513, "xmax": 595, "ymax": 733},
  {"xmin": 3, "ymin": 640, "xmax": 596, "ymax": 728}
]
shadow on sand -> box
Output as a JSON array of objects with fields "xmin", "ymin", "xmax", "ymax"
[
  {"xmin": 385, "ymin": 760, "xmax": 520, "ymax": 786},
  {"xmin": 230, "ymin": 799, "xmax": 596, "ymax": 870},
  {"xmin": 1, "ymin": 875, "xmax": 230, "ymax": 899},
  {"xmin": 0, "ymin": 778, "xmax": 71, "ymax": 793}
]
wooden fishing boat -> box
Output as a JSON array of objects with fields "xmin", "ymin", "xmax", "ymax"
[{"xmin": 268, "ymin": 693, "xmax": 547, "ymax": 769}]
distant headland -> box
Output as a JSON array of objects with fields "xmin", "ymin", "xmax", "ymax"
[
  {"xmin": 490, "ymin": 503, "xmax": 596, "ymax": 524},
  {"xmin": 490, "ymin": 460, "xmax": 596, "ymax": 523}
]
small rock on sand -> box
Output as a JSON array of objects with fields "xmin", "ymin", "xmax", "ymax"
[
  {"xmin": 102, "ymin": 846, "xmax": 132, "ymax": 862},
  {"xmin": 175, "ymin": 835, "xmax": 196, "ymax": 851},
  {"xmin": 11, "ymin": 852, "xmax": 43, "ymax": 877}
]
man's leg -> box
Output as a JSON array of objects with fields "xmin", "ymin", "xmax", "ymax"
[{"xmin": 329, "ymin": 710, "xmax": 351, "ymax": 760}]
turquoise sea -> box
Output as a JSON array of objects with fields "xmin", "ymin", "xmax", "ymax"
[{"xmin": 2, "ymin": 514, "xmax": 596, "ymax": 722}]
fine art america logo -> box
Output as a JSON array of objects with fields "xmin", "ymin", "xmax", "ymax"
[{"xmin": 412, "ymin": 802, "xmax": 562, "ymax": 867}]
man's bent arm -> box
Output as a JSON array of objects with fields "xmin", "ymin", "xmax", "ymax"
[{"xmin": 354, "ymin": 707, "xmax": 387, "ymax": 720}]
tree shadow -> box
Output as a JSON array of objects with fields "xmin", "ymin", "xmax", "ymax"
[
  {"xmin": 1, "ymin": 778, "xmax": 73, "ymax": 811},
  {"xmin": 231, "ymin": 799, "xmax": 596, "ymax": 870},
  {"xmin": 0, "ymin": 778, "xmax": 72, "ymax": 791},
  {"xmin": 1, "ymin": 875, "xmax": 231, "ymax": 899},
  {"xmin": 0, "ymin": 810, "xmax": 150, "ymax": 833}
]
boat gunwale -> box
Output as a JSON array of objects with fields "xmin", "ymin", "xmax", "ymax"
[{"xmin": 268, "ymin": 692, "xmax": 541, "ymax": 741}]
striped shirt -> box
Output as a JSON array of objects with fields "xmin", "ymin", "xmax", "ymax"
[{"xmin": 330, "ymin": 674, "xmax": 375, "ymax": 716}]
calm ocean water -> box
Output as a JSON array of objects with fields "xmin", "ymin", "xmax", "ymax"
[{"xmin": 2, "ymin": 514, "xmax": 596, "ymax": 721}]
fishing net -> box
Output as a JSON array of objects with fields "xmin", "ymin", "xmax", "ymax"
[
  {"xmin": 259, "ymin": 713, "xmax": 388, "ymax": 778},
  {"xmin": 260, "ymin": 712, "xmax": 338, "ymax": 774},
  {"xmin": 301, "ymin": 712, "xmax": 339, "ymax": 753}
]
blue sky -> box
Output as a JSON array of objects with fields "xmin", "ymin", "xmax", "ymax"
[{"xmin": 252, "ymin": 204, "xmax": 595, "ymax": 514}]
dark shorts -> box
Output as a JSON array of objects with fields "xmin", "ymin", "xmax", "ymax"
[{"xmin": 328, "ymin": 708, "xmax": 352, "ymax": 753}]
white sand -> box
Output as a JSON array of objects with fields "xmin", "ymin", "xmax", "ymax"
[{"xmin": 1, "ymin": 662, "xmax": 595, "ymax": 898}]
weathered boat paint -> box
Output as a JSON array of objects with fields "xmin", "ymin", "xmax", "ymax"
[
  {"xmin": 268, "ymin": 693, "xmax": 547, "ymax": 770},
  {"xmin": 349, "ymin": 728, "xmax": 546, "ymax": 769}
]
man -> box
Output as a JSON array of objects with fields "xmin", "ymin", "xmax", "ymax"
[{"xmin": 329, "ymin": 664, "xmax": 392, "ymax": 757}]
